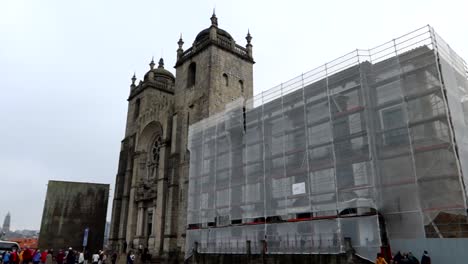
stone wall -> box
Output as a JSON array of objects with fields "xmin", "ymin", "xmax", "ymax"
[
  {"xmin": 172, "ymin": 43, "xmax": 254, "ymax": 256},
  {"xmin": 39, "ymin": 180, "xmax": 109, "ymax": 253}
]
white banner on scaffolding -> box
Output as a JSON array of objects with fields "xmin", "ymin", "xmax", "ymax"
[{"xmin": 292, "ymin": 182, "xmax": 306, "ymax": 195}]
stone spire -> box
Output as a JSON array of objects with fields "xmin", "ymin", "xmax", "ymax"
[
  {"xmin": 2, "ymin": 212, "xmax": 10, "ymax": 232},
  {"xmin": 130, "ymin": 73, "xmax": 136, "ymax": 89},
  {"xmin": 210, "ymin": 9, "xmax": 218, "ymax": 27},
  {"xmin": 177, "ymin": 34, "xmax": 184, "ymax": 60},
  {"xmin": 158, "ymin": 58, "xmax": 164, "ymax": 68},
  {"xmin": 246, "ymin": 29, "xmax": 252, "ymax": 44},
  {"xmin": 209, "ymin": 11, "xmax": 218, "ymax": 41},
  {"xmin": 149, "ymin": 57, "xmax": 155, "ymax": 70},
  {"xmin": 246, "ymin": 29, "xmax": 253, "ymax": 57}
]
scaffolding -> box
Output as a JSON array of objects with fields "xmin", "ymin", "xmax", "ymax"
[{"xmin": 186, "ymin": 25, "xmax": 468, "ymax": 261}]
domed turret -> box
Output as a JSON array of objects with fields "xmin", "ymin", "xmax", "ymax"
[
  {"xmin": 175, "ymin": 12, "xmax": 254, "ymax": 67},
  {"xmin": 192, "ymin": 11, "xmax": 234, "ymax": 46},
  {"xmin": 144, "ymin": 57, "xmax": 175, "ymax": 83},
  {"xmin": 129, "ymin": 57, "xmax": 175, "ymax": 100}
]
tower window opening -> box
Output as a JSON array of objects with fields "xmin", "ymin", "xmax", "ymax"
[
  {"xmin": 243, "ymin": 107, "xmax": 246, "ymax": 132},
  {"xmin": 223, "ymin": 73, "xmax": 229, "ymax": 86},
  {"xmin": 239, "ymin": 80, "xmax": 244, "ymax": 93},
  {"xmin": 187, "ymin": 62, "xmax": 196, "ymax": 88},
  {"xmin": 146, "ymin": 210, "xmax": 153, "ymax": 236},
  {"xmin": 134, "ymin": 98, "xmax": 141, "ymax": 120}
]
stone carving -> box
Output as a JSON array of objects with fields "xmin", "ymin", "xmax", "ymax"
[{"xmin": 135, "ymin": 179, "xmax": 157, "ymax": 202}]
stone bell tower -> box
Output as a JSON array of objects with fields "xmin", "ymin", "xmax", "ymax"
[{"xmin": 161, "ymin": 11, "xmax": 255, "ymax": 259}]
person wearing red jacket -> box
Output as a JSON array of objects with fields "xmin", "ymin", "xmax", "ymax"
[
  {"xmin": 10, "ymin": 249, "xmax": 19, "ymax": 264},
  {"xmin": 40, "ymin": 250, "xmax": 48, "ymax": 264},
  {"xmin": 22, "ymin": 247, "xmax": 33, "ymax": 264}
]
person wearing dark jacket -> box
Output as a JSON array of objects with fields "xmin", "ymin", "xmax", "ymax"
[
  {"xmin": 393, "ymin": 251, "xmax": 403, "ymax": 264},
  {"xmin": 421, "ymin": 251, "xmax": 431, "ymax": 264},
  {"xmin": 56, "ymin": 250, "xmax": 65, "ymax": 264},
  {"xmin": 407, "ymin": 252, "xmax": 419, "ymax": 264},
  {"xmin": 110, "ymin": 253, "xmax": 117, "ymax": 264},
  {"xmin": 66, "ymin": 248, "xmax": 75, "ymax": 264},
  {"xmin": 126, "ymin": 251, "xmax": 134, "ymax": 264}
]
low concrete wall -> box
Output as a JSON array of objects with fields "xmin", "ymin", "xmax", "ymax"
[{"xmin": 186, "ymin": 253, "xmax": 373, "ymax": 264}]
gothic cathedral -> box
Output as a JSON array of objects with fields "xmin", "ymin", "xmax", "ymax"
[{"xmin": 108, "ymin": 13, "xmax": 254, "ymax": 262}]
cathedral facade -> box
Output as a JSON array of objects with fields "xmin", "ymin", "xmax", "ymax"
[{"xmin": 108, "ymin": 13, "xmax": 254, "ymax": 261}]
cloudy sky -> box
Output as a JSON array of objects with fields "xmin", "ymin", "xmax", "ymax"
[{"xmin": 1, "ymin": 0, "xmax": 467, "ymax": 230}]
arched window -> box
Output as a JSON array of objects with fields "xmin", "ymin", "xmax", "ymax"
[
  {"xmin": 147, "ymin": 134, "xmax": 162, "ymax": 179},
  {"xmin": 151, "ymin": 135, "xmax": 162, "ymax": 164},
  {"xmin": 187, "ymin": 62, "xmax": 196, "ymax": 87},
  {"xmin": 223, "ymin": 73, "xmax": 229, "ymax": 86},
  {"xmin": 239, "ymin": 80, "xmax": 244, "ymax": 93}
]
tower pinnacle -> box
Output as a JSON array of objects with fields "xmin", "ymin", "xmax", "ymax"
[
  {"xmin": 158, "ymin": 58, "xmax": 164, "ymax": 68},
  {"xmin": 177, "ymin": 34, "xmax": 185, "ymax": 60},
  {"xmin": 149, "ymin": 57, "xmax": 155, "ymax": 70},
  {"xmin": 210, "ymin": 10, "xmax": 218, "ymax": 27},
  {"xmin": 131, "ymin": 73, "xmax": 136, "ymax": 85},
  {"xmin": 130, "ymin": 72, "xmax": 137, "ymax": 90},
  {"xmin": 178, "ymin": 34, "xmax": 184, "ymax": 49},
  {"xmin": 246, "ymin": 29, "xmax": 253, "ymax": 57},
  {"xmin": 246, "ymin": 29, "xmax": 252, "ymax": 44}
]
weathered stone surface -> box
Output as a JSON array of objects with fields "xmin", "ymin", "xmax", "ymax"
[
  {"xmin": 109, "ymin": 15, "xmax": 254, "ymax": 262},
  {"xmin": 38, "ymin": 180, "xmax": 109, "ymax": 253}
]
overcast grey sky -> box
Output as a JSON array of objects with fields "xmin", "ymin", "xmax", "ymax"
[{"xmin": 1, "ymin": 0, "xmax": 467, "ymax": 230}]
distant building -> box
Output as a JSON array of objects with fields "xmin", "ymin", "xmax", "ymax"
[
  {"xmin": 2, "ymin": 212, "xmax": 10, "ymax": 232},
  {"xmin": 10, "ymin": 238, "xmax": 38, "ymax": 249},
  {"xmin": 38, "ymin": 181, "xmax": 109, "ymax": 254}
]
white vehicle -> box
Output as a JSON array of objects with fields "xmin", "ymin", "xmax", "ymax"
[{"xmin": 0, "ymin": 240, "xmax": 21, "ymax": 259}]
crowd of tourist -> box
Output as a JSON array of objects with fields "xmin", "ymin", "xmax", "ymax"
[
  {"xmin": 2, "ymin": 246, "xmax": 432, "ymax": 264},
  {"xmin": 0, "ymin": 247, "xmax": 117, "ymax": 264},
  {"xmin": 377, "ymin": 250, "xmax": 431, "ymax": 264}
]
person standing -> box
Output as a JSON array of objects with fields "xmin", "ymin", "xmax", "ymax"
[
  {"xmin": 421, "ymin": 251, "xmax": 431, "ymax": 264},
  {"xmin": 10, "ymin": 249, "xmax": 18, "ymax": 264},
  {"xmin": 18, "ymin": 249, "xmax": 24, "ymax": 264},
  {"xmin": 22, "ymin": 247, "xmax": 32, "ymax": 264},
  {"xmin": 393, "ymin": 251, "xmax": 403, "ymax": 264},
  {"xmin": 91, "ymin": 252, "xmax": 99, "ymax": 264},
  {"xmin": 40, "ymin": 250, "xmax": 47, "ymax": 264},
  {"xmin": 3, "ymin": 251, "xmax": 11, "ymax": 264},
  {"xmin": 83, "ymin": 251, "xmax": 90, "ymax": 264},
  {"xmin": 78, "ymin": 252, "xmax": 84, "ymax": 264},
  {"xmin": 65, "ymin": 248, "xmax": 74, "ymax": 264},
  {"xmin": 126, "ymin": 252, "xmax": 134, "ymax": 264},
  {"xmin": 44, "ymin": 251, "xmax": 52, "ymax": 264},
  {"xmin": 376, "ymin": 253, "xmax": 388, "ymax": 264},
  {"xmin": 100, "ymin": 252, "xmax": 106, "ymax": 264},
  {"xmin": 407, "ymin": 252, "xmax": 419, "ymax": 264},
  {"xmin": 32, "ymin": 250, "xmax": 41, "ymax": 264},
  {"xmin": 110, "ymin": 253, "xmax": 117, "ymax": 264},
  {"xmin": 56, "ymin": 250, "xmax": 65, "ymax": 264},
  {"xmin": 97, "ymin": 251, "xmax": 102, "ymax": 264}
]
